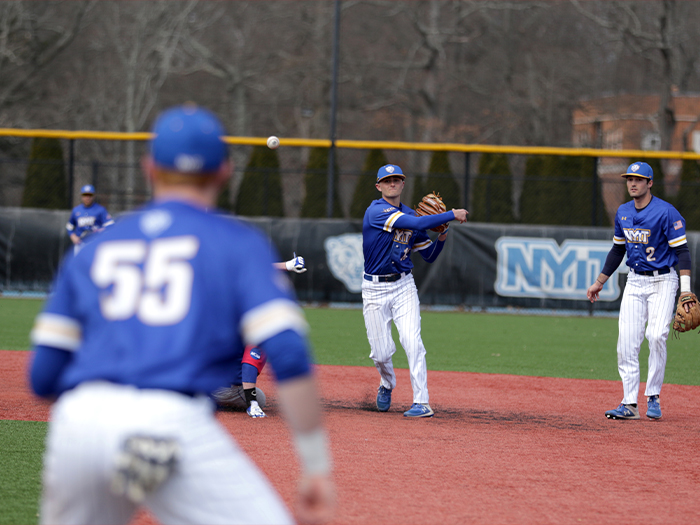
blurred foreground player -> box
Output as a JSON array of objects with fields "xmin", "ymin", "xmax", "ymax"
[{"xmin": 29, "ymin": 105, "xmax": 333, "ymax": 524}]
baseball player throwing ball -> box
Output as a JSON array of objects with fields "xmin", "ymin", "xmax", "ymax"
[
  {"xmin": 29, "ymin": 105, "xmax": 333, "ymax": 524},
  {"xmin": 362, "ymin": 164, "xmax": 468, "ymax": 417},
  {"xmin": 587, "ymin": 161, "xmax": 693, "ymax": 420}
]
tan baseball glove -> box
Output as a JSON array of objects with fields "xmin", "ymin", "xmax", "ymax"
[
  {"xmin": 414, "ymin": 192, "xmax": 449, "ymax": 233},
  {"xmin": 672, "ymin": 292, "xmax": 700, "ymax": 335}
]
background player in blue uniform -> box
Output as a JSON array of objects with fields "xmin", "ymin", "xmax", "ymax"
[
  {"xmin": 587, "ymin": 161, "xmax": 694, "ymax": 420},
  {"xmin": 362, "ymin": 164, "xmax": 468, "ymax": 417},
  {"xmin": 30, "ymin": 105, "xmax": 334, "ymax": 524},
  {"xmin": 66, "ymin": 184, "xmax": 114, "ymax": 250}
]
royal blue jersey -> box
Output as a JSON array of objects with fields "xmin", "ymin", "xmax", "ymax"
[
  {"xmin": 66, "ymin": 203, "xmax": 114, "ymax": 239},
  {"xmin": 362, "ymin": 198, "xmax": 453, "ymax": 275},
  {"xmin": 33, "ymin": 200, "xmax": 309, "ymax": 395},
  {"xmin": 613, "ymin": 196, "xmax": 687, "ymax": 272}
]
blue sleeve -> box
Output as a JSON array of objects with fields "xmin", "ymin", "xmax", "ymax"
[
  {"xmin": 420, "ymin": 238, "xmax": 446, "ymax": 263},
  {"xmin": 66, "ymin": 209, "xmax": 77, "ymax": 234},
  {"xmin": 675, "ymin": 244, "xmax": 692, "ymax": 271},
  {"xmin": 601, "ymin": 243, "xmax": 626, "ymax": 276},
  {"xmin": 665, "ymin": 207, "xmax": 687, "ymax": 246},
  {"xmin": 30, "ymin": 345, "xmax": 73, "ymax": 398},
  {"xmin": 99, "ymin": 207, "xmax": 114, "ymax": 228},
  {"xmin": 241, "ymin": 362, "xmax": 259, "ymax": 383},
  {"xmin": 393, "ymin": 210, "xmax": 455, "ymax": 231},
  {"xmin": 259, "ymin": 329, "xmax": 312, "ymax": 382},
  {"xmin": 613, "ymin": 211, "xmax": 624, "ymax": 242}
]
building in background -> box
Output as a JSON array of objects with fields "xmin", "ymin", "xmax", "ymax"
[{"xmin": 572, "ymin": 92, "xmax": 700, "ymax": 221}]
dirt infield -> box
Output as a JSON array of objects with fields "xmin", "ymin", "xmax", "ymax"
[{"xmin": 3, "ymin": 350, "xmax": 700, "ymax": 524}]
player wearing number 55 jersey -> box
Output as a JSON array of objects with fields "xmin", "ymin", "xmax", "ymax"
[
  {"xmin": 29, "ymin": 105, "xmax": 333, "ymax": 525},
  {"xmin": 587, "ymin": 161, "xmax": 694, "ymax": 421}
]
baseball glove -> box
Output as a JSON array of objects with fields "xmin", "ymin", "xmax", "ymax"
[
  {"xmin": 414, "ymin": 192, "xmax": 449, "ymax": 233},
  {"xmin": 672, "ymin": 292, "xmax": 700, "ymax": 335}
]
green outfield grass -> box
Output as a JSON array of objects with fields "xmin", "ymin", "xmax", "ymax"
[
  {"xmin": 2, "ymin": 296, "xmax": 700, "ymax": 523},
  {"xmin": 3, "ymin": 297, "xmax": 699, "ymax": 385},
  {"xmin": 0, "ymin": 420, "xmax": 46, "ymax": 525}
]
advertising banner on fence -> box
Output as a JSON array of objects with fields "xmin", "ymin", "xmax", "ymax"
[{"xmin": 3, "ymin": 207, "xmax": 698, "ymax": 312}]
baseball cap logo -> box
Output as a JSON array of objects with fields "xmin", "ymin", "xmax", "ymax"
[
  {"xmin": 631, "ymin": 164, "xmax": 640, "ymax": 172},
  {"xmin": 386, "ymin": 166, "xmax": 395, "ymax": 174}
]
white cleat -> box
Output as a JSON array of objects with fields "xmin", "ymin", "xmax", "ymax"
[{"xmin": 246, "ymin": 401, "xmax": 266, "ymax": 418}]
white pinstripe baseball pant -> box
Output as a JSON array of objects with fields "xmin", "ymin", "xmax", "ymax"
[
  {"xmin": 41, "ymin": 382, "xmax": 294, "ymax": 525},
  {"xmin": 362, "ymin": 273, "xmax": 429, "ymax": 404},
  {"xmin": 617, "ymin": 269, "xmax": 678, "ymax": 405}
]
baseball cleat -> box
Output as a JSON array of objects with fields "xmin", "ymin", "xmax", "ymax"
[
  {"xmin": 646, "ymin": 396, "xmax": 662, "ymax": 419},
  {"xmin": 376, "ymin": 386, "xmax": 392, "ymax": 412},
  {"xmin": 605, "ymin": 403, "xmax": 640, "ymax": 420},
  {"xmin": 246, "ymin": 401, "xmax": 266, "ymax": 418},
  {"xmin": 403, "ymin": 403, "xmax": 434, "ymax": 418}
]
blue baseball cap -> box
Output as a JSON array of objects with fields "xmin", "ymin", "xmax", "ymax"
[
  {"xmin": 376, "ymin": 164, "xmax": 406, "ymax": 183},
  {"xmin": 621, "ymin": 162, "xmax": 653, "ymax": 181},
  {"xmin": 80, "ymin": 184, "xmax": 95, "ymax": 194},
  {"xmin": 150, "ymin": 105, "xmax": 228, "ymax": 174}
]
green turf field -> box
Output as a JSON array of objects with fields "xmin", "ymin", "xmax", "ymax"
[
  {"xmin": 3, "ymin": 297, "xmax": 699, "ymax": 384},
  {"xmin": 2, "ymin": 296, "xmax": 700, "ymax": 523},
  {"xmin": 0, "ymin": 420, "xmax": 46, "ymax": 525}
]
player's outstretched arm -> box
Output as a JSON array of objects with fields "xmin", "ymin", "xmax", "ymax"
[
  {"xmin": 260, "ymin": 328, "xmax": 334, "ymax": 523},
  {"xmin": 273, "ymin": 254, "xmax": 307, "ymax": 273},
  {"xmin": 277, "ymin": 375, "xmax": 335, "ymax": 524}
]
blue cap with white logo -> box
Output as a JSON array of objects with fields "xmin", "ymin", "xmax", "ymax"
[
  {"xmin": 376, "ymin": 164, "xmax": 406, "ymax": 183},
  {"xmin": 621, "ymin": 162, "xmax": 653, "ymax": 181},
  {"xmin": 81, "ymin": 184, "xmax": 95, "ymax": 195},
  {"xmin": 151, "ymin": 105, "xmax": 228, "ymax": 174}
]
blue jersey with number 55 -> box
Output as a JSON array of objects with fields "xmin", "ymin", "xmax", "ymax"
[
  {"xmin": 613, "ymin": 196, "xmax": 687, "ymax": 272},
  {"xmin": 32, "ymin": 200, "xmax": 310, "ymax": 395}
]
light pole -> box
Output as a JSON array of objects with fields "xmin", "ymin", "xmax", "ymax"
[{"xmin": 326, "ymin": 0, "xmax": 341, "ymax": 218}]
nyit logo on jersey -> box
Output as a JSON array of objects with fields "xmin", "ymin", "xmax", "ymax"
[
  {"xmin": 393, "ymin": 229, "xmax": 412, "ymax": 244},
  {"xmin": 623, "ymin": 228, "xmax": 651, "ymax": 244},
  {"xmin": 77, "ymin": 216, "xmax": 96, "ymax": 228},
  {"xmin": 495, "ymin": 237, "xmax": 624, "ymax": 301}
]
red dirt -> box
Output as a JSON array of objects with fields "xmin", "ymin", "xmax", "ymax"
[{"xmin": 4, "ymin": 349, "xmax": 700, "ymax": 524}]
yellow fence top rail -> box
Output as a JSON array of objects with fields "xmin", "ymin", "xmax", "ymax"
[{"xmin": 2, "ymin": 128, "xmax": 700, "ymax": 160}]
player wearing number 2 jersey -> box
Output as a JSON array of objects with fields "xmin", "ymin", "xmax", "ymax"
[
  {"xmin": 587, "ymin": 161, "xmax": 693, "ymax": 421},
  {"xmin": 29, "ymin": 105, "xmax": 333, "ymax": 524}
]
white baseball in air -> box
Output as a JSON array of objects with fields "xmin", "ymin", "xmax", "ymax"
[{"xmin": 267, "ymin": 136, "xmax": 280, "ymax": 149}]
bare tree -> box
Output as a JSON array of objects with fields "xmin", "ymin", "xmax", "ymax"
[
  {"xmin": 571, "ymin": 0, "xmax": 700, "ymax": 150},
  {"xmin": 92, "ymin": 0, "xmax": 198, "ymax": 206},
  {"xmin": 0, "ymin": 1, "xmax": 90, "ymax": 126}
]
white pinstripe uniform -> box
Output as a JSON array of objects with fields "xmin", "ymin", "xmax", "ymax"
[
  {"xmin": 362, "ymin": 270, "xmax": 430, "ymax": 403},
  {"xmin": 612, "ymin": 196, "xmax": 686, "ymax": 405},
  {"xmin": 362, "ymin": 165, "xmax": 455, "ymax": 413}
]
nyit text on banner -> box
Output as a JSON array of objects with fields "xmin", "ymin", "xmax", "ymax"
[{"xmin": 3, "ymin": 207, "xmax": 699, "ymax": 312}]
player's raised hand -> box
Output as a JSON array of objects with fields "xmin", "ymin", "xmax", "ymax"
[
  {"xmin": 452, "ymin": 209, "xmax": 468, "ymax": 223},
  {"xmin": 286, "ymin": 252, "xmax": 307, "ymax": 273}
]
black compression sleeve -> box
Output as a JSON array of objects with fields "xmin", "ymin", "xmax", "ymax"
[
  {"xmin": 675, "ymin": 243, "xmax": 691, "ymax": 271},
  {"xmin": 601, "ymin": 244, "xmax": 626, "ymax": 277}
]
